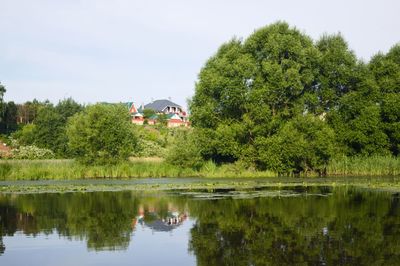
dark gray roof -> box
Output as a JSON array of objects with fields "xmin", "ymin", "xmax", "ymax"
[
  {"xmin": 145, "ymin": 220, "xmax": 180, "ymax": 232},
  {"xmin": 144, "ymin": 99, "xmax": 182, "ymax": 112}
]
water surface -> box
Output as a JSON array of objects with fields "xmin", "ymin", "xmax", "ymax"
[{"xmin": 0, "ymin": 186, "xmax": 399, "ymax": 265}]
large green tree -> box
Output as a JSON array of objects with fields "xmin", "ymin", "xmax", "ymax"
[
  {"xmin": 188, "ymin": 21, "xmax": 399, "ymax": 174},
  {"xmin": 189, "ymin": 22, "xmax": 338, "ymax": 172}
]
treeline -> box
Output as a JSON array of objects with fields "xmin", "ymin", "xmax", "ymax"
[
  {"xmin": 177, "ymin": 22, "xmax": 400, "ymax": 175},
  {"xmin": 0, "ymin": 95, "xmax": 84, "ymax": 158},
  {"xmin": 0, "ymin": 88, "xmax": 179, "ymax": 163}
]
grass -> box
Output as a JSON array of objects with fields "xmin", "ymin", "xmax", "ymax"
[
  {"xmin": 0, "ymin": 155, "xmax": 399, "ymax": 181},
  {"xmin": 0, "ymin": 159, "xmax": 277, "ymax": 180},
  {"xmin": 327, "ymin": 155, "xmax": 400, "ymax": 176}
]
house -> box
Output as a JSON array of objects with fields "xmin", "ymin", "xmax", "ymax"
[
  {"xmin": 126, "ymin": 102, "xmax": 144, "ymax": 125},
  {"xmin": 127, "ymin": 99, "xmax": 189, "ymax": 127}
]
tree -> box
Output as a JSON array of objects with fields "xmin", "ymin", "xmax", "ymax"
[
  {"xmin": 188, "ymin": 21, "xmax": 400, "ymax": 174},
  {"xmin": 0, "ymin": 83, "xmax": 5, "ymax": 98},
  {"xmin": 16, "ymin": 100, "xmax": 45, "ymax": 124},
  {"xmin": 189, "ymin": 22, "xmax": 335, "ymax": 171},
  {"xmin": 55, "ymin": 98, "xmax": 83, "ymax": 123},
  {"xmin": 0, "ymin": 83, "xmax": 6, "ymax": 119},
  {"xmin": 33, "ymin": 105, "xmax": 66, "ymax": 155},
  {"xmin": 67, "ymin": 104, "xmax": 137, "ymax": 165},
  {"xmin": 0, "ymin": 101, "xmax": 18, "ymax": 134}
]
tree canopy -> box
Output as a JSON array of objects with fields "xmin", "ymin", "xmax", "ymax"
[{"xmin": 189, "ymin": 22, "xmax": 400, "ymax": 174}]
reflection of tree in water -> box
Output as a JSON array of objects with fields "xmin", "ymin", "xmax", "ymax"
[
  {"xmin": 0, "ymin": 202, "xmax": 18, "ymax": 255},
  {"xmin": 188, "ymin": 187, "xmax": 400, "ymax": 265},
  {"xmin": 0, "ymin": 192, "xmax": 137, "ymax": 251},
  {"xmin": 1, "ymin": 187, "xmax": 400, "ymax": 264},
  {"xmin": 0, "ymin": 192, "xmax": 187, "ymax": 253}
]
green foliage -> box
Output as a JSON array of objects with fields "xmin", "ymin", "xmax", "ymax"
[
  {"xmin": 256, "ymin": 115, "xmax": 336, "ymax": 175},
  {"xmin": 0, "ymin": 84, "xmax": 18, "ymax": 134},
  {"xmin": 0, "ymin": 101, "xmax": 18, "ymax": 134},
  {"xmin": 157, "ymin": 113, "xmax": 168, "ymax": 127},
  {"xmin": 67, "ymin": 104, "xmax": 137, "ymax": 165},
  {"xmin": 10, "ymin": 98, "xmax": 83, "ymax": 158},
  {"xmin": 33, "ymin": 105, "xmax": 66, "ymax": 155},
  {"xmin": 188, "ymin": 21, "xmax": 400, "ymax": 174},
  {"xmin": 314, "ymin": 34, "xmax": 358, "ymax": 112},
  {"xmin": 11, "ymin": 124, "xmax": 36, "ymax": 145},
  {"xmin": 143, "ymin": 108, "xmax": 156, "ymax": 119},
  {"xmin": 0, "ymin": 82, "xmax": 6, "ymax": 118},
  {"xmin": 55, "ymin": 97, "xmax": 84, "ymax": 122},
  {"xmin": 328, "ymin": 155, "xmax": 400, "ymax": 176},
  {"xmin": 136, "ymin": 139, "xmax": 166, "ymax": 157},
  {"xmin": 166, "ymin": 129, "xmax": 204, "ymax": 170},
  {"xmin": 16, "ymin": 99, "xmax": 46, "ymax": 124},
  {"xmin": 12, "ymin": 145, "xmax": 55, "ymax": 159},
  {"xmin": 0, "ymin": 163, "xmax": 11, "ymax": 180},
  {"xmin": 133, "ymin": 126, "xmax": 169, "ymax": 157}
]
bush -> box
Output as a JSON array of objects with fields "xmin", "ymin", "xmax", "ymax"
[
  {"xmin": 166, "ymin": 129, "xmax": 204, "ymax": 170},
  {"xmin": 11, "ymin": 124, "xmax": 36, "ymax": 145},
  {"xmin": 136, "ymin": 139, "xmax": 167, "ymax": 157},
  {"xmin": 67, "ymin": 104, "xmax": 137, "ymax": 165},
  {"xmin": 256, "ymin": 115, "xmax": 336, "ymax": 175},
  {"xmin": 12, "ymin": 145, "xmax": 55, "ymax": 159}
]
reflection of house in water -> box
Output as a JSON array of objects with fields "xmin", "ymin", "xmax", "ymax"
[{"xmin": 132, "ymin": 205, "xmax": 188, "ymax": 232}]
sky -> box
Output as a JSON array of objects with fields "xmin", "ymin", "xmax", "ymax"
[{"xmin": 1, "ymin": 0, "xmax": 399, "ymax": 108}]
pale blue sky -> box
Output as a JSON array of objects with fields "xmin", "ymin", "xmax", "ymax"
[{"xmin": 1, "ymin": 0, "xmax": 399, "ymax": 108}]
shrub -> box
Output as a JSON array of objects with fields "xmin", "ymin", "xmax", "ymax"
[
  {"xmin": 12, "ymin": 145, "xmax": 55, "ymax": 159},
  {"xmin": 166, "ymin": 129, "xmax": 204, "ymax": 170},
  {"xmin": 67, "ymin": 104, "xmax": 137, "ymax": 165},
  {"xmin": 136, "ymin": 139, "xmax": 167, "ymax": 157},
  {"xmin": 256, "ymin": 115, "xmax": 336, "ymax": 175}
]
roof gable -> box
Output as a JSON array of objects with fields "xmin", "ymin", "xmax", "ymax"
[{"xmin": 144, "ymin": 99, "xmax": 182, "ymax": 112}]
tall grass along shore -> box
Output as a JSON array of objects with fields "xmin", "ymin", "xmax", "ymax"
[{"xmin": 0, "ymin": 156, "xmax": 399, "ymax": 181}]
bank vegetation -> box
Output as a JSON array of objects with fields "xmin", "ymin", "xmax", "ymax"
[{"xmin": 0, "ymin": 21, "xmax": 399, "ymax": 179}]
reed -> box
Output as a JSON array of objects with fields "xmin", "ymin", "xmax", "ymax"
[
  {"xmin": 0, "ymin": 155, "xmax": 399, "ymax": 181},
  {"xmin": 327, "ymin": 155, "xmax": 400, "ymax": 176},
  {"xmin": 0, "ymin": 160, "xmax": 197, "ymax": 180},
  {"xmin": 0, "ymin": 159, "xmax": 276, "ymax": 180}
]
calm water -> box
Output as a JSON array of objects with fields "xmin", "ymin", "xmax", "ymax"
[{"xmin": 0, "ymin": 186, "xmax": 400, "ymax": 265}]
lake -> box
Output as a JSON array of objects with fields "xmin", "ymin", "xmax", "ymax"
[{"xmin": 0, "ymin": 183, "xmax": 400, "ymax": 265}]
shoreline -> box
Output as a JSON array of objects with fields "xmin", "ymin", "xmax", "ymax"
[{"xmin": 1, "ymin": 176, "xmax": 400, "ymax": 194}]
